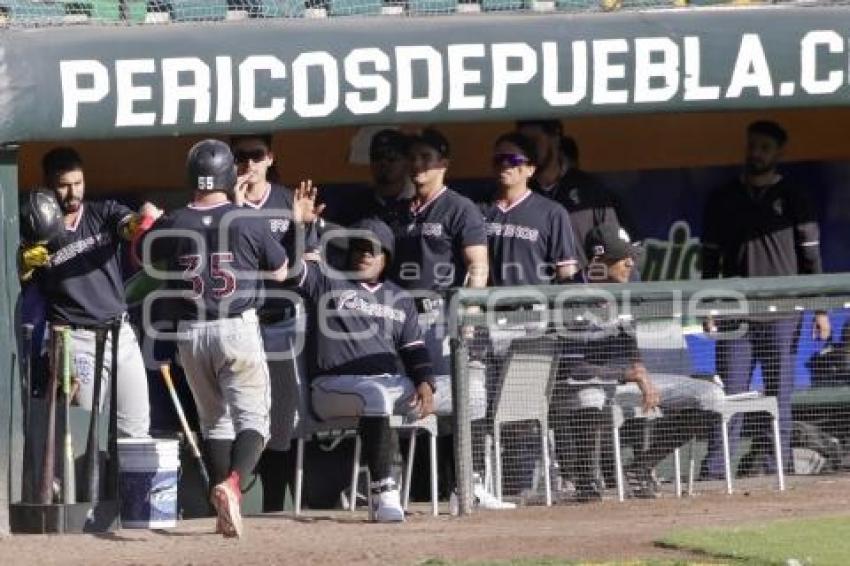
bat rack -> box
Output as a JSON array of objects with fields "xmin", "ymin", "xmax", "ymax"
[{"xmin": 10, "ymin": 323, "xmax": 121, "ymax": 534}]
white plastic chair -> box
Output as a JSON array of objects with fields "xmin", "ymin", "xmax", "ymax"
[
  {"xmin": 633, "ymin": 319, "xmax": 785, "ymax": 496},
  {"xmin": 490, "ymin": 336, "xmax": 559, "ymax": 506}
]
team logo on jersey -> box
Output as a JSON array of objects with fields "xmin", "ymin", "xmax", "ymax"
[
  {"xmin": 568, "ymin": 188, "xmax": 580, "ymax": 205},
  {"xmin": 202, "ymin": 216, "xmax": 213, "ymax": 226},
  {"xmin": 773, "ymin": 198, "xmax": 784, "ymax": 216},
  {"xmin": 421, "ymin": 223, "xmax": 443, "ymax": 237},
  {"xmin": 336, "ymin": 290, "xmax": 406, "ymax": 322},
  {"xmin": 404, "ymin": 222, "xmax": 443, "ymax": 238},
  {"xmin": 49, "ymin": 232, "xmax": 113, "ymax": 267},
  {"xmin": 270, "ymin": 218, "xmax": 290, "ymax": 234},
  {"xmin": 486, "ymin": 222, "xmax": 539, "ymax": 242}
]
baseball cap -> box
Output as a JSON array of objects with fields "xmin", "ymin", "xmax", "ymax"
[
  {"xmin": 409, "ymin": 128, "xmax": 450, "ymax": 158},
  {"xmin": 585, "ymin": 224, "xmax": 637, "ymax": 262},
  {"xmin": 370, "ymin": 129, "xmax": 410, "ymax": 160},
  {"xmin": 333, "ymin": 217, "xmax": 396, "ymax": 260}
]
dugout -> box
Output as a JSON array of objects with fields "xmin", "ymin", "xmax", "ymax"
[{"xmin": 3, "ymin": 3, "xmax": 850, "ymax": 530}]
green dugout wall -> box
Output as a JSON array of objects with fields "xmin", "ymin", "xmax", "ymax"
[{"xmin": 3, "ymin": 6, "xmax": 850, "ymax": 531}]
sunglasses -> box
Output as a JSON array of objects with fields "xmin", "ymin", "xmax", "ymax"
[
  {"xmin": 350, "ymin": 239, "xmax": 384, "ymax": 256},
  {"xmin": 234, "ymin": 148, "xmax": 268, "ymax": 164},
  {"xmin": 492, "ymin": 153, "xmax": 530, "ymax": 168}
]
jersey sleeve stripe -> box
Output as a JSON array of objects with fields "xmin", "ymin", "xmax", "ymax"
[
  {"xmin": 801, "ymin": 241, "xmax": 820, "ymax": 247},
  {"xmin": 400, "ymin": 340, "xmax": 425, "ymax": 350}
]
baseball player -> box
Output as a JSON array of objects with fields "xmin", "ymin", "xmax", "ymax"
[
  {"xmin": 700, "ymin": 120, "xmax": 829, "ymax": 479},
  {"xmin": 517, "ymin": 119, "xmax": 637, "ymax": 269},
  {"xmin": 290, "ymin": 216, "xmax": 437, "ymax": 522},
  {"xmin": 18, "ymin": 147, "xmax": 155, "ymax": 439},
  {"xmin": 482, "ymin": 131, "xmax": 578, "ymax": 288},
  {"xmin": 228, "ymin": 133, "xmax": 317, "ymax": 512},
  {"xmin": 560, "ymin": 224, "xmax": 722, "ymax": 500},
  {"xmin": 350, "ymin": 129, "xmax": 415, "ymax": 226},
  {"xmin": 142, "ymin": 139, "xmax": 289, "ymax": 538},
  {"xmin": 389, "ymin": 128, "xmax": 488, "ymax": 376}
]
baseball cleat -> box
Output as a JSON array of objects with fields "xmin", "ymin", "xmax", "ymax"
[
  {"xmin": 211, "ymin": 473, "xmax": 243, "ymax": 538},
  {"xmin": 370, "ymin": 479, "xmax": 404, "ymax": 523}
]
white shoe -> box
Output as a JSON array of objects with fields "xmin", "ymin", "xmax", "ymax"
[
  {"xmin": 211, "ymin": 475, "xmax": 243, "ymax": 539},
  {"xmin": 371, "ymin": 481, "xmax": 405, "ymax": 523},
  {"xmin": 474, "ymin": 483, "xmax": 517, "ymax": 510}
]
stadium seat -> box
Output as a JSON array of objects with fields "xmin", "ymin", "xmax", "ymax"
[
  {"xmin": 242, "ymin": 0, "xmax": 305, "ymax": 18},
  {"xmin": 480, "ymin": 0, "xmax": 529, "ymax": 10},
  {"xmin": 0, "ymin": 0, "xmax": 65, "ymax": 23},
  {"xmin": 171, "ymin": 0, "xmax": 227, "ymax": 21},
  {"xmin": 553, "ymin": 0, "xmax": 597, "ymax": 10},
  {"xmin": 408, "ymin": 0, "xmax": 458, "ymax": 14},
  {"xmin": 327, "ymin": 0, "xmax": 381, "ymax": 16},
  {"xmin": 84, "ymin": 0, "xmax": 147, "ymax": 22}
]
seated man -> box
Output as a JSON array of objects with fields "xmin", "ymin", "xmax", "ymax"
[
  {"xmin": 290, "ymin": 216, "xmax": 438, "ymax": 522},
  {"xmin": 556, "ymin": 224, "xmax": 722, "ymax": 500}
]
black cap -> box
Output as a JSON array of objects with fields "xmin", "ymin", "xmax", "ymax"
[
  {"xmin": 348, "ymin": 218, "xmax": 395, "ymax": 259},
  {"xmin": 369, "ymin": 129, "xmax": 410, "ymax": 160},
  {"xmin": 328, "ymin": 217, "xmax": 396, "ymax": 262},
  {"xmin": 410, "ymin": 128, "xmax": 450, "ymax": 158},
  {"xmin": 585, "ymin": 224, "xmax": 637, "ymax": 262}
]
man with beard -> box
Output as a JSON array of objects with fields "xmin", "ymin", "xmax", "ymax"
[
  {"xmin": 516, "ymin": 119, "xmax": 636, "ymax": 269},
  {"xmin": 17, "ymin": 147, "xmax": 156, "ymax": 439},
  {"xmin": 700, "ymin": 120, "xmax": 829, "ymax": 478}
]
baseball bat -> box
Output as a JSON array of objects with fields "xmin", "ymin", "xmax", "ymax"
[
  {"xmin": 160, "ymin": 363, "xmax": 211, "ymax": 493},
  {"xmin": 83, "ymin": 328, "xmax": 107, "ymax": 504},
  {"xmin": 39, "ymin": 326, "xmax": 62, "ymax": 505},
  {"xmin": 21, "ymin": 323, "xmax": 35, "ymax": 503},
  {"xmin": 61, "ymin": 327, "xmax": 76, "ymax": 504},
  {"xmin": 106, "ymin": 321, "xmax": 120, "ymax": 500}
]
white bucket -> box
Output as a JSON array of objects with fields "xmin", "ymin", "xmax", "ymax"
[{"xmin": 118, "ymin": 438, "xmax": 181, "ymax": 529}]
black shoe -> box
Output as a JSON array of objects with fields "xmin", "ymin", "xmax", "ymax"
[
  {"xmin": 624, "ymin": 465, "xmax": 660, "ymax": 499},
  {"xmin": 574, "ymin": 480, "xmax": 603, "ymax": 503}
]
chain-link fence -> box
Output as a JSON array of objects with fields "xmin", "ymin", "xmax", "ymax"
[
  {"xmin": 448, "ymin": 276, "xmax": 850, "ymax": 514},
  {"xmin": 0, "ymin": 0, "xmax": 844, "ymax": 27}
]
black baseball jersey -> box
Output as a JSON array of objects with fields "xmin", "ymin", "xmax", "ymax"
[
  {"xmin": 242, "ymin": 182, "xmax": 315, "ymax": 321},
  {"xmin": 533, "ymin": 168, "xmax": 635, "ymax": 267},
  {"xmin": 561, "ymin": 317, "xmax": 641, "ymax": 383},
  {"xmin": 296, "ymin": 261, "xmax": 423, "ymax": 378},
  {"xmin": 389, "ymin": 187, "xmax": 487, "ymax": 291},
  {"xmin": 242, "ymin": 182, "xmax": 318, "ymax": 251},
  {"xmin": 146, "ymin": 202, "xmax": 288, "ymax": 321},
  {"xmin": 701, "ymin": 177, "xmax": 822, "ymax": 278},
  {"xmin": 36, "ymin": 201, "xmax": 133, "ymax": 326},
  {"xmin": 481, "ymin": 190, "xmax": 578, "ymax": 286}
]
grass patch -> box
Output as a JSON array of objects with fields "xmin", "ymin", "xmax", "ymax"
[
  {"xmin": 658, "ymin": 515, "xmax": 850, "ymax": 565},
  {"xmin": 419, "ymin": 559, "xmax": 715, "ymax": 565}
]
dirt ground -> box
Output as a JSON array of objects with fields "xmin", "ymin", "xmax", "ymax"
[{"xmin": 2, "ymin": 475, "xmax": 849, "ymax": 566}]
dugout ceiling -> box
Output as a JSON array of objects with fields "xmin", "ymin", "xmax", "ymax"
[{"xmin": 1, "ymin": 7, "xmax": 850, "ymax": 142}]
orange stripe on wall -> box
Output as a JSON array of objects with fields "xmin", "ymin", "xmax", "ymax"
[{"xmin": 19, "ymin": 107, "xmax": 850, "ymax": 196}]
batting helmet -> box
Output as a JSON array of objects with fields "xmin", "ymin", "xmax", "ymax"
[
  {"xmin": 19, "ymin": 189, "xmax": 63, "ymax": 245},
  {"xmin": 186, "ymin": 139, "xmax": 237, "ymax": 193}
]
